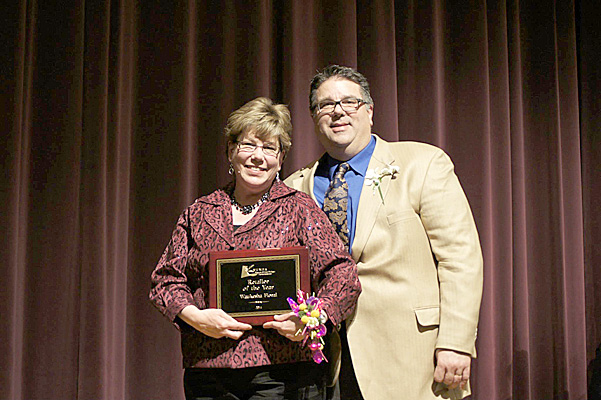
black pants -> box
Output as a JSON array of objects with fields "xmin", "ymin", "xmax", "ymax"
[
  {"xmin": 184, "ymin": 362, "xmax": 327, "ymax": 400},
  {"xmin": 327, "ymin": 323, "xmax": 364, "ymax": 400}
]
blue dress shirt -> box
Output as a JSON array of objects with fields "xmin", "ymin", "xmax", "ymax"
[{"xmin": 314, "ymin": 135, "xmax": 377, "ymax": 252}]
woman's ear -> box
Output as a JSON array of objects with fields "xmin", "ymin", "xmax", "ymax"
[{"xmin": 227, "ymin": 141, "xmax": 235, "ymax": 161}]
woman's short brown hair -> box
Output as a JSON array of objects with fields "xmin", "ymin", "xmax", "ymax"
[{"xmin": 224, "ymin": 97, "xmax": 292, "ymax": 156}]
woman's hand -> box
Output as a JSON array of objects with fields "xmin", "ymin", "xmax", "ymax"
[
  {"xmin": 263, "ymin": 312, "xmax": 305, "ymax": 341},
  {"xmin": 178, "ymin": 305, "xmax": 252, "ymax": 340}
]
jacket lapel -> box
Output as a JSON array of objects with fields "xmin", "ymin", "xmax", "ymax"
[
  {"xmin": 351, "ymin": 137, "xmax": 396, "ymax": 261},
  {"xmin": 199, "ymin": 190, "xmax": 236, "ymax": 248},
  {"xmin": 288, "ymin": 160, "xmax": 319, "ymax": 202}
]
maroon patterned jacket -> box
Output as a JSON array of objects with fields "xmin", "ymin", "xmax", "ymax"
[{"xmin": 150, "ymin": 180, "xmax": 361, "ymax": 368}]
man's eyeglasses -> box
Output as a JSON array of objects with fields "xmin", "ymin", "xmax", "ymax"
[
  {"xmin": 236, "ymin": 141, "xmax": 280, "ymax": 157},
  {"xmin": 314, "ymin": 97, "xmax": 367, "ymax": 115}
]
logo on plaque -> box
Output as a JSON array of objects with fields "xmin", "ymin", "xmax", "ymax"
[{"xmin": 240, "ymin": 264, "xmax": 275, "ymax": 278}]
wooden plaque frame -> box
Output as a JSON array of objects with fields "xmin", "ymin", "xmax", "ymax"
[{"xmin": 208, "ymin": 246, "xmax": 310, "ymax": 325}]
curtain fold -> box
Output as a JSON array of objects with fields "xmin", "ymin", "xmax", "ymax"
[
  {"xmin": 2, "ymin": 1, "xmax": 598, "ymax": 399},
  {"xmin": 578, "ymin": 0, "xmax": 601, "ymax": 397},
  {"xmin": 2, "ymin": 1, "xmax": 32, "ymax": 399}
]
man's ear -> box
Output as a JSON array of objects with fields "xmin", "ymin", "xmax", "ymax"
[{"xmin": 367, "ymin": 104, "xmax": 374, "ymax": 127}]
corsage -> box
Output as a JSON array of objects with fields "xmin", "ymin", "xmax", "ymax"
[
  {"xmin": 364, "ymin": 163, "xmax": 400, "ymax": 204},
  {"xmin": 287, "ymin": 289, "xmax": 328, "ymax": 363}
]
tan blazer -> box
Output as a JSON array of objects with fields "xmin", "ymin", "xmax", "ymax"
[{"xmin": 285, "ymin": 136, "xmax": 483, "ymax": 400}]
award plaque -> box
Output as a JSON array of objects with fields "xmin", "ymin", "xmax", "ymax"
[{"xmin": 208, "ymin": 246, "xmax": 310, "ymax": 325}]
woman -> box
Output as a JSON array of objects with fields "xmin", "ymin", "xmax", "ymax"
[{"xmin": 149, "ymin": 97, "xmax": 361, "ymax": 400}]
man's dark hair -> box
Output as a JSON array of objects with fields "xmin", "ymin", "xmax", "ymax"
[{"xmin": 309, "ymin": 65, "xmax": 374, "ymax": 112}]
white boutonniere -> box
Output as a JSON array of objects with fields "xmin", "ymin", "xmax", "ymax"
[{"xmin": 364, "ymin": 164, "xmax": 400, "ymax": 204}]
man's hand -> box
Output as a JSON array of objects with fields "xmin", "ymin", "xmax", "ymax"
[
  {"xmin": 433, "ymin": 348, "xmax": 471, "ymax": 390},
  {"xmin": 263, "ymin": 312, "xmax": 305, "ymax": 341},
  {"xmin": 178, "ymin": 306, "xmax": 252, "ymax": 340}
]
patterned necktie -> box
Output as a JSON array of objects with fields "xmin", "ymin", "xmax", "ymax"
[{"xmin": 323, "ymin": 162, "xmax": 350, "ymax": 250}]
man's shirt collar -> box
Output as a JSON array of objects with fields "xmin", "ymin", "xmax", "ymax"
[{"xmin": 320, "ymin": 135, "xmax": 376, "ymax": 178}]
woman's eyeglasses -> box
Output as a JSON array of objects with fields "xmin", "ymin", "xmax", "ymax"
[{"xmin": 237, "ymin": 141, "xmax": 280, "ymax": 157}]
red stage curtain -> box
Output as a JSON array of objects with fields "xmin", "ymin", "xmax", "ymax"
[{"xmin": 2, "ymin": 1, "xmax": 599, "ymax": 399}]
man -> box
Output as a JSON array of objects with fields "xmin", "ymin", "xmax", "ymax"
[{"xmin": 285, "ymin": 65, "xmax": 483, "ymax": 399}]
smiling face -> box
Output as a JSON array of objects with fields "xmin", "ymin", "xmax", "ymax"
[
  {"xmin": 228, "ymin": 131, "xmax": 283, "ymax": 199},
  {"xmin": 313, "ymin": 77, "xmax": 374, "ymax": 161}
]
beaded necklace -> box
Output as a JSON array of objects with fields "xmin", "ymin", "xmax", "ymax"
[{"xmin": 230, "ymin": 192, "xmax": 269, "ymax": 215}]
